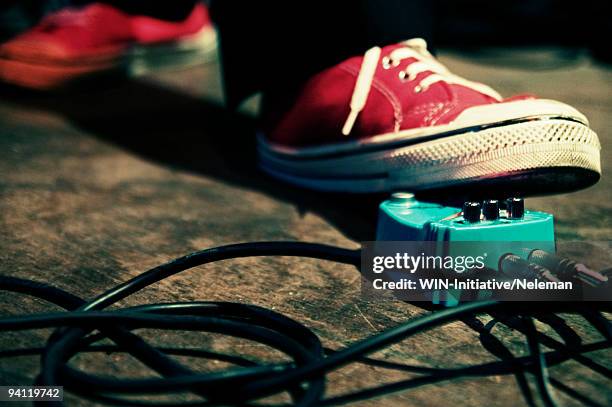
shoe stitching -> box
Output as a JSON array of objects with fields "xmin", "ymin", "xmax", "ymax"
[
  {"xmin": 432, "ymin": 82, "xmax": 460, "ymax": 126},
  {"xmin": 405, "ymin": 102, "xmax": 443, "ymax": 116},
  {"xmin": 399, "ymin": 102, "xmax": 442, "ymax": 127},
  {"xmin": 422, "ymin": 102, "xmax": 447, "ymax": 126},
  {"xmin": 429, "ymin": 101, "xmax": 457, "ymax": 126}
]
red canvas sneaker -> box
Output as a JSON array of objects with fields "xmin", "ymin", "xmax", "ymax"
[
  {"xmin": 258, "ymin": 39, "xmax": 601, "ymax": 196},
  {"xmin": 0, "ymin": 2, "xmax": 215, "ymax": 89}
]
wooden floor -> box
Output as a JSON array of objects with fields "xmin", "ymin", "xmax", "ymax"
[{"xmin": 0, "ymin": 48, "xmax": 610, "ymax": 406}]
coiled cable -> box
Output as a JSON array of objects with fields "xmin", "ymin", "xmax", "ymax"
[{"xmin": 0, "ymin": 241, "xmax": 610, "ymax": 406}]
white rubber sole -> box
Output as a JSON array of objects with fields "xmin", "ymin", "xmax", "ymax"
[
  {"xmin": 258, "ymin": 117, "xmax": 601, "ymax": 193},
  {"xmin": 128, "ymin": 25, "xmax": 217, "ymax": 75}
]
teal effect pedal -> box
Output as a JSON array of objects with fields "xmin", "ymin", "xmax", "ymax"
[
  {"xmin": 374, "ymin": 193, "xmax": 556, "ymax": 306},
  {"xmin": 376, "ymin": 193, "xmax": 556, "ymax": 271}
]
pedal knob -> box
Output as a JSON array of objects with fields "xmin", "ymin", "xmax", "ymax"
[
  {"xmin": 462, "ymin": 201, "xmax": 481, "ymax": 223},
  {"xmin": 482, "ymin": 200, "xmax": 500, "ymax": 220},
  {"xmin": 506, "ymin": 197, "xmax": 524, "ymax": 219}
]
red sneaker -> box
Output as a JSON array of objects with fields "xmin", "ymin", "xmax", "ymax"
[
  {"xmin": 258, "ymin": 39, "xmax": 601, "ymax": 195},
  {"xmin": 0, "ymin": 2, "xmax": 215, "ymax": 89}
]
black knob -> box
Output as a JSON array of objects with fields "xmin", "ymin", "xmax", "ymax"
[
  {"xmin": 482, "ymin": 199, "xmax": 500, "ymax": 220},
  {"xmin": 462, "ymin": 201, "xmax": 481, "ymax": 223},
  {"xmin": 506, "ymin": 197, "xmax": 524, "ymax": 219}
]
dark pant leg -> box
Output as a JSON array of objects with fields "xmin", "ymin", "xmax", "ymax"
[{"xmin": 211, "ymin": 0, "xmax": 435, "ymax": 109}]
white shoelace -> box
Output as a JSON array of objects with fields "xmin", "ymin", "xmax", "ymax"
[{"xmin": 342, "ymin": 38, "xmax": 502, "ymax": 136}]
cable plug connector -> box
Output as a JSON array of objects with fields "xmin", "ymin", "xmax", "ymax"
[
  {"xmin": 528, "ymin": 249, "xmax": 608, "ymax": 287},
  {"xmin": 499, "ymin": 254, "xmax": 560, "ymax": 283}
]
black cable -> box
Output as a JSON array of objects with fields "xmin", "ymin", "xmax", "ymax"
[
  {"xmin": 524, "ymin": 316, "xmax": 559, "ymax": 407},
  {"xmin": 0, "ymin": 241, "xmax": 609, "ymax": 406}
]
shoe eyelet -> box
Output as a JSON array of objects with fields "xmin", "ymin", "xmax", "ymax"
[
  {"xmin": 414, "ymin": 85, "xmax": 425, "ymax": 93},
  {"xmin": 399, "ymin": 71, "xmax": 416, "ymax": 82},
  {"xmin": 382, "ymin": 56, "xmax": 399, "ymax": 69}
]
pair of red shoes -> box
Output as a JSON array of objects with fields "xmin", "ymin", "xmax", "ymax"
[{"xmin": 0, "ymin": 4, "xmax": 601, "ymax": 196}]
